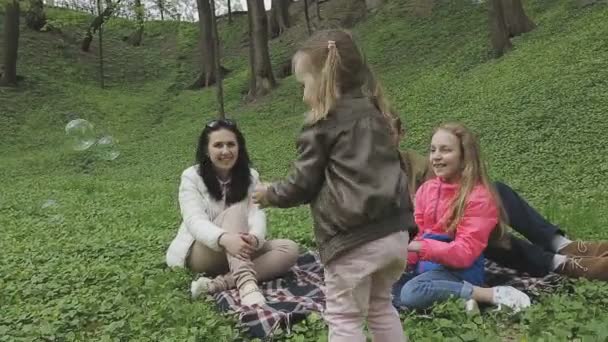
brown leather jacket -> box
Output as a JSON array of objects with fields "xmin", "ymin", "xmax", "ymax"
[{"xmin": 266, "ymin": 91, "xmax": 415, "ymax": 263}]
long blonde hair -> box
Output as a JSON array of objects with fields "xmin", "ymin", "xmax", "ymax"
[
  {"xmin": 435, "ymin": 123, "xmax": 509, "ymax": 244},
  {"xmin": 293, "ymin": 29, "xmax": 397, "ymax": 134}
]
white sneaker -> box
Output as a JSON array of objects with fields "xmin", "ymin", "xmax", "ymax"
[
  {"xmin": 492, "ymin": 286, "xmax": 531, "ymax": 312},
  {"xmin": 191, "ymin": 276, "xmax": 212, "ymax": 299}
]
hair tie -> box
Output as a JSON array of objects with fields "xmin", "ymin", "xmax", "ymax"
[{"xmin": 328, "ymin": 40, "xmax": 336, "ymax": 49}]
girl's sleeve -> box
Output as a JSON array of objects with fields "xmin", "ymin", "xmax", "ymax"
[
  {"xmin": 266, "ymin": 127, "xmax": 329, "ymax": 208},
  {"xmin": 247, "ymin": 169, "xmax": 267, "ymax": 247}
]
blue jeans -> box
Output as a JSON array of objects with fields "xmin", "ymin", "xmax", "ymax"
[
  {"xmin": 394, "ymin": 269, "xmax": 474, "ymax": 310},
  {"xmin": 484, "ymin": 182, "xmax": 563, "ymax": 276}
]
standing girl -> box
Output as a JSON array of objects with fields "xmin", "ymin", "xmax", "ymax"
[{"xmin": 253, "ymin": 30, "xmax": 415, "ymax": 342}]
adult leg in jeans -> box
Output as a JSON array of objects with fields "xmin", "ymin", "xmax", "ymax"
[
  {"xmin": 484, "ymin": 231, "xmax": 608, "ymax": 280},
  {"xmin": 493, "ymin": 182, "xmax": 608, "ymax": 279},
  {"xmin": 484, "ymin": 234, "xmax": 554, "ymax": 277},
  {"xmin": 494, "ymin": 181, "xmax": 563, "ymax": 251}
]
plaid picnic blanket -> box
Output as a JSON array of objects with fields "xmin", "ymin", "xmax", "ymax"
[
  {"xmin": 484, "ymin": 259, "xmax": 565, "ymax": 297},
  {"xmin": 212, "ymin": 251, "xmax": 565, "ymax": 339},
  {"xmin": 212, "ymin": 252, "xmax": 325, "ymax": 339}
]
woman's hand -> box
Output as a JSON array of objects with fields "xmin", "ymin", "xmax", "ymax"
[
  {"xmin": 219, "ymin": 233, "xmax": 255, "ymax": 259},
  {"xmin": 252, "ymin": 183, "xmax": 271, "ymax": 208},
  {"xmin": 239, "ymin": 233, "xmax": 260, "ymax": 250}
]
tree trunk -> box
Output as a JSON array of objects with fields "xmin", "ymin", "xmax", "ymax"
[
  {"xmin": 315, "ymin": 0, "xmax": 322, "ymax": 20},
  {"xmin": 210, "ymin": 0, "xmax": 225, "ymax": 118},
  {"xmin": 81, "ymin": 0, "xmax": 122, "ymax": 52},
  {"xmin": 500, "ymin": 0, "xmax": 535, "ymax": 37},
  {"xmin": 191, "ymin": 0, "xmax": 218, "ymax": 88},
  {"xmin": 26, "ymin": 0, "xmax": 47, "ymax": 31},
  {"xmin": 489, "ymin": 0, "xmax": 512, "ymax": 57},
  {"xmin": 0, "ymin": 0, "xmax": 20, "ymax": 87},
  {"xmin": 246, "ymin": 0, "xmax": 276, "ymax": 98},
  {"xmin": 227, "ymin": 0, "xmax": 232, "ymax": 23},
  {"xmin": 269, "ymin": 0, "xmax": 290, "ymax": 38},
  {"xmin": 128, "ymin": 0, "xmax": 145, "ymax": 46},
  {"xmin": 365, "ymin": 0, "xmax": 382, "ymax": 11},
  {"xmin": 97, "ymin": 0, "xmax": 105, "ymax": 88},
  {"xmin": 158, "ymin": 0, "xmax": 164, "ymax": 20},
  {"xmin": 303, "ymin": 0, "xmax": 311, "ymax": 36}
]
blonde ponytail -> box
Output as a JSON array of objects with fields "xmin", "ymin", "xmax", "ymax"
[
  {"xmin": 363, "ymin": 65, "xmax": 399, "ymax": 139},
  {"xmin": 306, "ymin": 40, "xmax": 341, "ymax": 124}
]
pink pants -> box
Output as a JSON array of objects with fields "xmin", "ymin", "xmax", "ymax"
[{"xmin": 323, "ymin": 231, "xmax": 409, "ymax": 342}]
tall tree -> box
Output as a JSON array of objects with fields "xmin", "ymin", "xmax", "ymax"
[
  {"xmin": 210, "ymin": 0, "xmax": 225, "ymax": 117},
  {"xmin": 156, "ymin": 0, "xmax": 165, "ymax": 20},
  {"xmin": 227, "ymin": 0, "xmax": 232, "ymax": 23},
  {"xmin": 489, "ymin": 0, "xmax": 512, "ymax": 57},
  {"xmin": 26, "ymin": 0, "xmax": 47, "ymax": 31},
  {"xmin": 246, "ymin": 0, "xmax": 275, "ymax": 97},
  {"xmin": 0, "ymin": 0, "xmax": 20, "ymax": 87},
  {"xmin": 81, "ymin": 0, "xmax": 122, "ymax": 52},
  {"xmin": 97, "ymin": 0, "xmax": 105, "ymax": 88},
  {"xmin": 128, "ymin": 0, "xmax": 145, "ymax": 46},
  {"xmin": 489, "ymin": 0, "xmax": 535, "ymax": 57},
  {"xmin": 191, "ymin": 0, "xmax": 220, "ymax": 88},
  {"xmin": 303, "ymin": 0, "xmax": 311, "ymax": 36},
  {"xmin": 500, "ymin": 0, "xmax": 535, "ymax": 37},
  {"xmin": 315, "ymin": 0, "xmax": 321, "ymax": 20},
  {"xmin": 269, "ymin": 0, "xmax": 290, "ymax": 38}
]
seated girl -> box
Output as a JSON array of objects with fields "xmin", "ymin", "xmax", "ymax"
[{"xmin": 397, "ymin": 122, "xmax": 531, "ymax": 312}]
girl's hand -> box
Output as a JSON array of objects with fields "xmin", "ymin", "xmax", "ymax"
[
  {"xmin": 252, "ymin": 183, "xmax": 270, "ymax": 208},
  {"xmin": 408, "ymin": 241, "xmax": 422, "ymax": 252},
  {"xmin": 219, "ymin": 233, "xmax": 254, "ymax": 259}
]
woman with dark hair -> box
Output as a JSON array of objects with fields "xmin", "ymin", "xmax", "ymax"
[{"xmin": 166, "ymin": 119, "xmax": 299, "ymax": 306}]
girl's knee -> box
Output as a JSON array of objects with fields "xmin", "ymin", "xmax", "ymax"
[{"xmin": 399, "ymin": 280, "xmax": 432, "ymax": 309}]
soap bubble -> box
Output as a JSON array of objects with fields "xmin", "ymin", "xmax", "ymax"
[
  {"xmin": 41, "ymin": 199, "xmax": 58, "ymax": 209},
  {"xmin": 65, "ymin": 119, "xmax": 96, "ymax": 151},
  {"xmin": 95, "ymin": 135, "xmax": 120, "ymax": 161},
  {"xmin": 49, "ymin": 214, "xmax": 65, "ymax": 225}
]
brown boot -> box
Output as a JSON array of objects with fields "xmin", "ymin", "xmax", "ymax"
[
  {"xmin": 558, "ymin": 241, "xmax": 608, "ymax": 257},
  {"xmin": 557, "ymin": 256, "xmax": 608, "ymax": 281}
]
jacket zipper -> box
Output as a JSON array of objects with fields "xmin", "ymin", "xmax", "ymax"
[{"xmin": 433, "ymin": 182, "xmax": 442, "ymax": 224}]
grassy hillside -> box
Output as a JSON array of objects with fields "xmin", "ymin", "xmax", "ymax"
[{"xmin": 1, "ymin": 0, "xmax": 608, "ymax": 340}]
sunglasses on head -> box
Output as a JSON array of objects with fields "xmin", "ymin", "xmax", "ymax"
[{"xmin": 206, "ymin": 118, "xmax": 237, "ymax": 129}]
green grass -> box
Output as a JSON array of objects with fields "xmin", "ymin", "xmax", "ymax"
[{"xmin": 1, "ymin": 0, "xmax": 608, "ymax": 340}]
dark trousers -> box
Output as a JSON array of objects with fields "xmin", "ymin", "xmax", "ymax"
[{"xmin": 484, "ymin": 182, "xmax": 564, "ymax": 277}]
